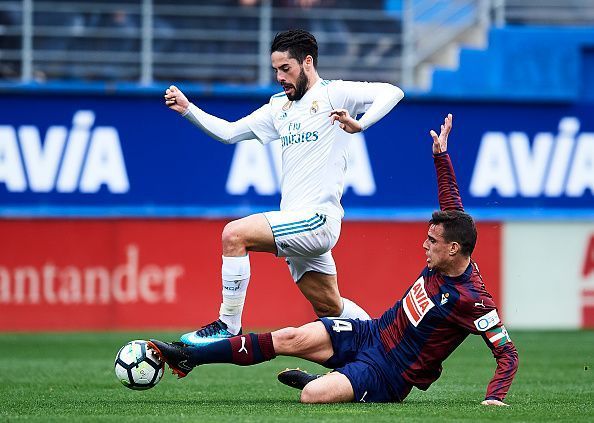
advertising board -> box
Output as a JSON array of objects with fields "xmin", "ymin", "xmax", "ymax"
[{"xmin": 1, "ymin": 95, "xmax": 593, "ymax": 219}]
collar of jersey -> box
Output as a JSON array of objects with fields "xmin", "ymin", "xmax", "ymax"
[
  {"xmin": 442, "ymin": 262, "xmax": 473, "ymax": 284},
  {"xmin": 296, "ymin": 78, "xmax": 323, "ymax": 103}
]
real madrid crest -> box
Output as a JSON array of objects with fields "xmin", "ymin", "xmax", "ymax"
[
  {"xmin": 282, "ymin": 100, "xmax": 293, "ymax": 111},
  {"xmin": 310, "ymin": 100, "xmax": 319, "ymax": 115}
]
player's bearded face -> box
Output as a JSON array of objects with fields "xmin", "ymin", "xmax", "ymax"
[
  {"xmin": 294, "ymin": 66, "xmax": 309, "ymax": 100},
  {"xmin": 285, "ymin": 66, "xmax": 308, "ymax": 101}
]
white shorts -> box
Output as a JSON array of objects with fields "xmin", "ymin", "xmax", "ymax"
[{"xmin": 263, "ymin": 210, "xmax": 341, "ymax": 282}]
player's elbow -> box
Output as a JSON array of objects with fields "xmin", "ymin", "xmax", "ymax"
[
  {"xmin": 392, "ymin": 85, "xmax": 404, "ymax": 102},
  {"xmin": 510, "ymin": 346, "xmax": 520, "ymax": 371},
  {"xmin": 213, "ymin": 135, "xmax": 237, "ymax": 145},
  {"xmin": 380, "ymin": 83, "xmax": 404, "ymax": 104}
]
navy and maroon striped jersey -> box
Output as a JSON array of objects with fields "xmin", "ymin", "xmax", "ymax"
[{"xmin": 377, "ymin": 152, "xmax": 518, "ymax": 401}]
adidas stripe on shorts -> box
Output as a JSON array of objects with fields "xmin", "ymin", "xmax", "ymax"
[{"xmin": 263, "ymin": 210, "xmax": 341, "ymax": 282}]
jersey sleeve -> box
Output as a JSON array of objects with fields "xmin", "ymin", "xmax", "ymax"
[
  {"xmin": 244, "ymin": 102, "xmax": 279, "ymax": 145},
  {"xmin": 454, "ymin": 294, "xmax": 519, "ymax": 401},
  {"xmin": 327, "ymin": 80, "xmax": 404, "ymax": 131},
  {"xmin": 433, "ymin": 152, "xmax": 464, "ymax": 212},
  {"xmin": 182, "ymin": 103, "xmax": 257, "ymax": 145},
  {"xmin": 481, "ymin": 328, "xmax": 519, "ymax": 401}
]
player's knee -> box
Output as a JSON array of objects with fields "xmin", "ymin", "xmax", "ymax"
[
  {"xmin": 221, "ymin": 221, "xmax": 245, "ymax": 250},
  {"xmin": 273, "ymin": 326, "xmax": 298, "ymax": 345},
  {"xmin": 273, "ymin": 326, "xmax": 311, "ymax": 352},
  {"xmin": 300, "ymin": 383, "xmax": 324, "ymax": 404},
  {"xmin": 312, "ymin": 298, "xmax": 342, "ymax": 317}
]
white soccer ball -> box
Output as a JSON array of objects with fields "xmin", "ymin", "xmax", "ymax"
[{"xmin": 114, "ymin": 340, "xmax": 164, "ymax": 390}]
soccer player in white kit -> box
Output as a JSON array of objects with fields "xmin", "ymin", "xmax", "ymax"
[{"xmin": 164, "ymin": 29, "xmax": 404, "ymax": 346}]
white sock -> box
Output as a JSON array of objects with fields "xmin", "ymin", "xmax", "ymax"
[
  {"xmin": 339, "ymin": 297, "xmax": 371, "ymax": 320},
  {"xmin": 218, "ymin": 255, "xmax": 250, "ymax": 335}
]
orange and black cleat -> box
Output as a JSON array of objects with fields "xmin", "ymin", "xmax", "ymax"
[{"xmin": 147, "ymin": 339, "xmax": 196, "ymax": 379}]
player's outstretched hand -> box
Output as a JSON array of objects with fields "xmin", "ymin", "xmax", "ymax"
[
  {"xmin": 430, "ymin": 113, "xmax": 453, "ymax": 154},
  {"xmin": 164, "ymin": 85, "xmax": 190, "ymax": 114},
  {"xmin": 481, "ymin": 399, "xmax": 509, "ymax": 407},
  {"xmin": 329, "ymin": 109, "xmax": 362, "ymax": 134}
]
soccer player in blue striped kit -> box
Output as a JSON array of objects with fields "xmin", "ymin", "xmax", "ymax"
[{"xmin": 149, "ymin": 114, "xmax": 519, "ymax": 405}]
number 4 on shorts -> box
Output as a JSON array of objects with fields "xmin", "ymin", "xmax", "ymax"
[{"xmin": 330, "ymin": 318, "xmax": 353, "ymax": 333}]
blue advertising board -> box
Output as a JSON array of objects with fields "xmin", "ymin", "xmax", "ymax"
[{"xmin": 1, "ymin": 92, "xmax": 593, "ymax": 220}]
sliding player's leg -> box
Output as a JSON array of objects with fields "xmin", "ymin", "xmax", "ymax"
[{"xmin": 150, "ymin": 321, "xmax": 333, "ymax": 378}]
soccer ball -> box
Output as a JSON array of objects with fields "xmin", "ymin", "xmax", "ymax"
[{"xmin": 114, "ymin": 340, "xmax": 164, "ymax": 390}]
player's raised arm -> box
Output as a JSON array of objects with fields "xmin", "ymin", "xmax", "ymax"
[
  {"xmin": 431, "ymin": 114, "xmax": 464, "ymax": 212},
  {"xmin": 163, "ymin": 84, "xmax": 257, "ymax": 145},
  {"xmin": 328, "ymin": 81, "xmax": 404, "ymax": 134}
]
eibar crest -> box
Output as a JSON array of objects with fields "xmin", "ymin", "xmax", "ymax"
[{"xmin": 310, "ymin": 100, "xmax": 319, "ymax": 114}]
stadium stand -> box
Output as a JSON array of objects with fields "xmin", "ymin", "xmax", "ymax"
[
  {"xmin": 504, "ymin": 0, "xmax": 594, "ymax": 26},
  {"xmin": 0, "ymin": 0, "xmax": 489, "ymax": 87},
  {"xmin": 430, "ymin": 26, "xmax": 594, "ymax": 101},
  {"xmin": 0, "ymin": 0, "xmax": 592, "ymax": 91}
]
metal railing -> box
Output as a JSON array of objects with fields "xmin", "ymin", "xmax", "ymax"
[
  {"xmin": 0, "ymin": 0, "xmax": 508, "ymax": 88},
  {"xmin": 503, "ymin": 0, "xmax": 594, "ymax": 26}
]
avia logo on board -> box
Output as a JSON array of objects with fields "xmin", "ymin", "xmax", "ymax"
[
  {"xmin": 470, "ymin": 117, "xmax": 594, "ymax": 198},
  {"xmin": 226, "ymin": 131, "xmax": 376, "ymax": 196},
  {"xmin": 0, "ymin": 110, "xmax": 129, "ymax": 193}
]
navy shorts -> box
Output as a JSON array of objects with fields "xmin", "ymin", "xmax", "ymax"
[{"xmin": 319, "ymin": 317, "xmax": 412, "ymax": 403}]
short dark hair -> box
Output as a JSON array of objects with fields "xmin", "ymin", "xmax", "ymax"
[
  {"xmin": 270, "ymin": 29, "xmax": 318, "ymax": 67},
  {"xmin": 430, "ymin": 210, "xmax": 477, "ymax": 257}
]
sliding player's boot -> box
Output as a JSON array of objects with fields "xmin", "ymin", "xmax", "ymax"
[
  {"xmin": 180, "ymin": 319, "xmax": 240, "ymax": 347},
  {"xmin": 277, "ymin": 368, "xmax": 322, "ymax": 390},
  {"xmin": 147, "ymin": 339, "xmax": 196, "ymax": 379}
]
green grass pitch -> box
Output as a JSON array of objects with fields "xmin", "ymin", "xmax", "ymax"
[{"xmin": 1, "ymin": 330, "xmax": 592, "ymax": 422}]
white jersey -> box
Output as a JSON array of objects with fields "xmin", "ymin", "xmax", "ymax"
[
  {"xmin": 183, "ymin": 78, "xmax": 403, "ymax": 221},
  {"xmin": 245, "ymin": 79, "xmax": 400, "ymax": 220}
]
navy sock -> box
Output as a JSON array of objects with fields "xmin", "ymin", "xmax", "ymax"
[{"xmin": 188, "ymin": 332, "xmax": 276, "ymax": 366}]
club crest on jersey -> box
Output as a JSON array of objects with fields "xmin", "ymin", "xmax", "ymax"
[
  {"xmin": 282, "ymin": 100, "xmax": 293, "ymax": 111},
  {"xmin": 473, "ymin": 309, "xmax": 500, "ymax": 331},
  {"xmin": 403, "ymin": 277, "xmax": 435, "ymax": 327},
  {"xmin": 310, "ymin": 100, "xmax": 319, "ymax": 114}
]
